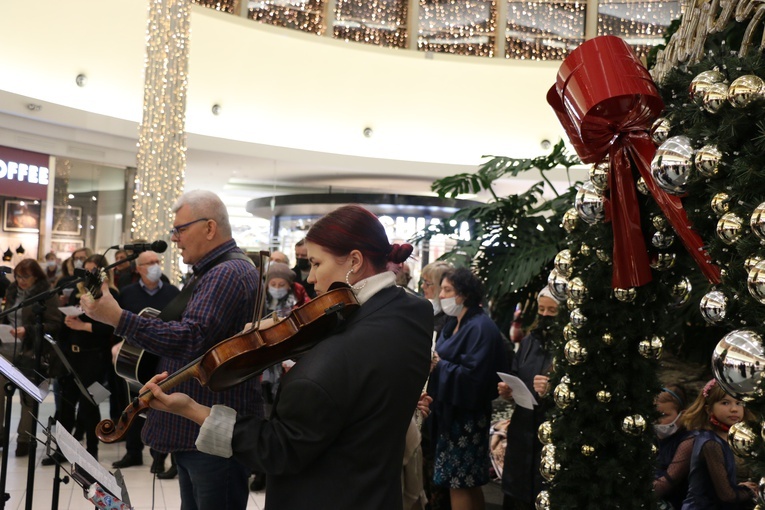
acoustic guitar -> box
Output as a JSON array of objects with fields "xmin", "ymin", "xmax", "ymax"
[{"xmin": 113, "ymin": 307, "xmax": 161, "ymax": 393}]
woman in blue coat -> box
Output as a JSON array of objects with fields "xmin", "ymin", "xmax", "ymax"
[{"xmin": 428, "ymin": 267, "xmax": 510, "ymax": 510}]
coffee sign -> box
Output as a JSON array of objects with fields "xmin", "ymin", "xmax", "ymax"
[{"xmin": 0, "ymin": 145, "xmax": 50, "ymax": 200}]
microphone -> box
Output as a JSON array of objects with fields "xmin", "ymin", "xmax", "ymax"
[
  {"xmin": 110, "ymin": 240, "xmax": 168, "ymax": 253},
  {"xmin": 0, "ymin": 266, "xmax": 11, "ymax": 274}
]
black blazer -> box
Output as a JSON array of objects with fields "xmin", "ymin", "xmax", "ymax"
[{"xmin": 232, "ymin": 285, "xmax": 433, "ymax": 510}]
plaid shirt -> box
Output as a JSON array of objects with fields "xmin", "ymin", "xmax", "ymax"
[{"xmin": 116, "ymin": 239, "xmax": 263, "ymax": 452}]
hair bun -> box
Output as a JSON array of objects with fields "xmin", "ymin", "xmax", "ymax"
[{"xmin": 388, "ymin": 243, "xmax": 413, "ymax": 264}]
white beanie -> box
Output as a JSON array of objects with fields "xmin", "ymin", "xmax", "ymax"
[{"xmin": 538, "ymin": 286, "xmax": 561, "ymax": 304}]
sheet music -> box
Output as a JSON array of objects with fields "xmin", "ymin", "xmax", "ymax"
[
  {"xmin": 0, "ymin": 324, "xmax": 15, "ymax": 344},
  {"xmin": 55, "ymin": 421, "xmax": 123, "ymax": 500},
  {"xmin": 87, "ymin": 382, "xmax": 111, "ymax": 405},
  {"xmin": 498, "ymin": 372, "xmax": 538, "ymax": 410},
  {"xmin": 58, "ymin": 305, "xmax": 83, "ymax": 317},
  {"xmin": 0, "ymin": 355, "xmax": 47, "ymax": 402}
]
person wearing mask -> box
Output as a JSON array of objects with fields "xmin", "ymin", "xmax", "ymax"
[
  {"xmin": 135, "ymin": 204, "xmax": 432, "ymax": 510},
  {"xmin": 79, "ymin": 190, "xmax": 262, "ymax": 510},
  {"xmin": 111, "ymin": 250, "xmax": 181, "ymax": 477},
  {"xmin": 43, "ymin": 252, "xmax": 61, "ymax": 287},
  {"xmin": 56, "ymin": 247, "xmax": 92, "ymax": 306},
  {"xmin": 419, "ymin": 260, "xmax": 453, "ymax": 510},
  {"xmin": 0, "ymin": 259, "xmax": 61, "ymax": 457},
  {"xmin": 113, "ymin": 249, "xmax": 140, "ymax": 290},
  {"xmin": 654, "ymin": 384, "xmax": 693, "ymax": 510},
  {"xmin": 428, "ymin": 267, "xmax": 510, "ymax": 510},
  {"xmin": 498, "ymin": 286, "xmax": 559, "ymax": 510},
  {"xmin": 292, "ymin": 238, "xmax": 316, "ymax": 298}
]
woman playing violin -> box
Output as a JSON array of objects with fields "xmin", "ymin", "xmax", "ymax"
[{"xmin": 142, "ymin": 204, "xmax": 433, "ymax": 510}]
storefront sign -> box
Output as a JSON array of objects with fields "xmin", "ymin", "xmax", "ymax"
[{"xmin": 0, "ymin": 145, "xmax": 50, "ymax": 200}]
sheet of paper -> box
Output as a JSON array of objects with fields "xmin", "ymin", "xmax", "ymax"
[
  {"xmin": 0, "ymin": 356, "xmax": 48, "ymax": 402},
  {"xmin": 0, "ymin": 324, "xmax": 15, "ymax": 344},
  {"xmin": 498, "ymin": 372, "xmax": 538, "ymax": 410},
  {"xmin": 55, "ymin": 421, "xmax": 122, "ymax": 501},
  {"xmin": 86, "ymin": 382, "xmax": 111, "ymax": 405},
  {"xmin": 58, "ymin": 306, "xmax": 83, "ymax": 317}
]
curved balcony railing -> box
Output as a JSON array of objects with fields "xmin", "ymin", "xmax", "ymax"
[{"xmin": 193, "ymin": 0, "xmax": 680, "ymax": 61}]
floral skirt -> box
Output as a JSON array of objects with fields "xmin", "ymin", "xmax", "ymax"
[{"xmin": 432, "ymin": 409, "xmax": 491, "ymax": 489}]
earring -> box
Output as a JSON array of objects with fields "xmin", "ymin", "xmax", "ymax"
[{"xmin": 345, "ymin": 269, "xmax": 367, "ymax": 291}]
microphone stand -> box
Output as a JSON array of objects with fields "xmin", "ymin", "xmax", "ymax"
[{"xmin": 0, "ymin": 381, "xmax": 14, "ymax": 509}]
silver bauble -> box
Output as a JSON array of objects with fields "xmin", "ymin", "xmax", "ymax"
[
  {"xmin": 589, "ymin": 161, "xmax": 609, "ymax": 191},
  {"xmin": 689, "ymin": 69, "xmax": 727, "ymax": 104},
  {"xmin": 746, "ymin": 257, "xmax": 764, "ymax": 273},
  {"xmin": 652, "ymin": 215, "xmax": 668, "ymax": 231},
  {"xmin": 716, "ymin": 212, "xmax": 745, "ymax": 245},
  {"xmin": 553, "ymin": 383, "xmax": 575, "ymax": 409},
  {"xmin": 712, "ymin": 329, "xmax": 765, "ymax": 401},
  {"xmin": 554, "ymin": 249, "xmax": 573, "ymax": 278},
  {"xmin": 638, "ymin": 336, "xmax": 664, "ymax": 359},
  {"xmin": 651, "ymin": 136, "xmax": 694, "ymax": 195},
  {"xmin": 570, "ymin": 308, "xmax": 587, "ymax": 328},
  {"xmin": 621, "ymin": 414, "xmax": 647, "ymax": 436},
  {"xmin": 699, "ymin": 290, "xmax": 729, "ymax": 324},
  {"xmin": 711, "ymin": 192, "xmax": 731, "ymax": 216},
  {"xmin": 750, "ymin": 202, "xmax": 765, "ymax": 241},
  {"xmin": 538, "ymin": 421, "xmax": 553, "ymax": 445},
  {"xmin": 596, "ymin": 390, "xmax": 612, "ymax": 403},
  {"xmin": 747, "ymin": 260, "xmax": 765, "ymax": 304},
  {"xmin": 567, "ymin": 277, "xmax": 587, "ymax": 305},
  {"xmin": 650, "ymin": 252, "xmax": 677, "ymax": 271},
  {"xmin": 703, "ymin": 82, "xmax": 730, "ymax": 113},
  {"xmin": 562, "ymin": 208, "xmax": 579, "ymax": 233},
  {"xmin": 547, "ymin": 269, "xmax": 569, "ymax": 301},
  {"xmin": 694, "ymin": 144, "xmax": 722, "ymax": 177},
  {"xmin": 728, "ymin": 74, "xmax": 765, "ymax": 108},
  {"xmin": 614, "ymin": 287, "xmax": 637, "ymax": 303},
  {"xmin": 652, "ymin": 230, "xmax": 675, "ymax": 249},
  {"xmin": 636, "ymin": 177, "xmax": 650, "ymax": 195},
  {"xmin": 535, "ymin": 490, "xmax": 551, "ymax": 510},
  {"xmin": 564, "ymin": 339, "xmax": 588, "ymax": 365},
  {"xmin": 575, "ymin": 181, "xmax": 606, "ymax": 224},
  {"xmin": 728, "ymin": 421, "xmax": 759, "ymax": 457},
  {"xmin": 650, "ymin": 117, "xmax": 671, "ymax": 145},
  {"xmin": 670, "ymin": 276, "xmax": 692, "ymax": 307}
]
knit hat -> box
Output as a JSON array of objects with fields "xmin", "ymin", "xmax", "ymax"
[
  {"xmin": 537, "ymin": 286, "xmax": 561, "ymax": 304},
  {"xmin": 267, "ymin": 262, "xmax": 295, "ymax": 285}
]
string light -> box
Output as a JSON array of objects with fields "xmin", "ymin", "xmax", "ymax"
[
  {"xmin": 505, "ymin": 1, "xmax": 586, "ymax": 60},
  {"xmin": 597, "ymin": 0, "xmax": 681, "ymax": 59},
  {"xmin": 134, "ymin": 0, "xmax": 190, "ymax": 284},
  {"xmin": 248, "ymin": 0, "xmax": 326, "ymax": 34},
  {"xmin": 418, "ymin": 0, "xmax": 497, "ymax": 57},
  {"xmin": 194, "ymin": 0, "xmax": 236, "ymax": 13},
  {"xmin": 334, "ymin": 0, "xmax": 409, "ymax": 48}
]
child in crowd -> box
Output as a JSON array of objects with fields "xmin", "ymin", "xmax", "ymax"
[
  {"xmin": 680, "ymin": 379, "xmax": 757, "ymax": 509},
  {"xmin": 654, "ymin": 385, "xmax": 693, "ymax": 510}
]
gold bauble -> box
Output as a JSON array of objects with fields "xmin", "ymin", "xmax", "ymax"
[
  {"xmin": 539, "ymin": 454, "xmax": 560, "ymax": 482},
  {"xmin": 589, "ymin": 161, "xmax": 609, "ymax": 191},
  {"xmin": 689, "ymin": 69, "xmax": 727, "ymax": 104},
  {"xmin": 596, "ymin": 390, "xmax": 612, "ymax": 403},
  {"xmin": 650, "ymin": 117, "xmax": 671, "ymax": 145},
  {"xmin": 711, "ymin": 192, "xmax": 731, "ymax": 216},
  {"xmin": 614, "ymin": 287, "xmax": 637, "ymax": 303},
  {"xmin": 717, "ymin": 212, "xmax": 745, "ymax": 245},
  {"xmin": 694, "ymin": 144, "xmax": 722, "ymax": 177},
  {"xmin": 564, "ymin": 339, "xmax": 588, "ymax": 365},
  {"xmin": 535, "ymin": 490, "xmax": 551, "ymax": 510},
  {"xmin": 636, "ymin": 177, "xmax": 649, "ymax": 195},
  {"xmin": 581, "ymin": 444, "xmax": 595, "ymax": 456},
  {"xmin": 562, "ymin": 208, "xmax": 579, "ymax": 233},
  {"xmin": 638, "ymin": 336, "xmax": 663, "ymax": 359},
  {"xmin": 537, "ymin": 421, "xmax": 553, "ymax": 445},
  {"xmin": 541, "ymin": 443, "xmax": 556, "ymax": 459},
  {"xmin": 568, "ymin": 277, "xmax": 587, "ymax": 305},
  {"xmin": 580, "ymin": 243, "xmax": 591, "ymax": 257},
  {"xmin": 602, "ymin": 332, "xmax": 614, "ymax": 345},
  {"xmin": 621, "ymin": 414, "xmax": 647, "ymax": 436},
  {"xmin": 563, "ymin": 323, "xmax": 577, "ymax": 342},
  {"xmin": 727, "ymin": 74, "xmax": 765, "ymax": 108},
  {"xmin": 652, "ymin": 215, "xmax": 668, "ymax": 231},
  {"xmin": 554, "ymin": 249, "xmax": 574, "ymax": 278},
  {"xmin": 553, "ymin": 383, "xmax": 576, "ymax": 409},
  {"xmin": 729, "ymin": 421, "xmax": 759, "ymax": 457},
  {"xmin": 650, "ymin": 252, "xmax": 677, "ymax": 271}
]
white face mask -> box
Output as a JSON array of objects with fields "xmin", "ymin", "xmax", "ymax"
[
  {"xmin": 429, "ymin": 298, "xmax": 442, "ymax": 315},
  {"xmin": 441, "ymin": 296, "xmax": 464, "ymax": 317},
  {"xmin": 46, "ymin": 261, "xmax": 57, "ymax": 269},
  {"xmin": 145, "ymin": 264, "xmax": 162, "ymax": 283},
  {"xmin": 73, "ymin": 259, "xmax": 84, "ymax": 269},
  {"xmin": 268, "ymin": 286, "xmax": 289, "ymax": 300},
  {"xmin": 654, "ymin": 412, "xmax": 682, "ymax": 440}
]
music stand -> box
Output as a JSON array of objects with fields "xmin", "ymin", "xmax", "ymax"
[
  {"xmin": 44, "ymin": 334, "xmax": 109, "ymax": 409},
  {"xmin": 0, "ymin": 355, "xmax": 48, "ymax": 510}
]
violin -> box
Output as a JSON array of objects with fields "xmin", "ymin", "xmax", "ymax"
[{"xmin": 95, "ymin": 286, "xmax": 359, "ymax": 443}]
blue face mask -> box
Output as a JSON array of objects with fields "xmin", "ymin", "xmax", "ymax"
[
  {"xmin": 145, "ymin": 264, "xmax": 162, "ymax": 283},
  {"xmin": 268, "ymin": 286, "xmax": 289, "ymax": 300}
]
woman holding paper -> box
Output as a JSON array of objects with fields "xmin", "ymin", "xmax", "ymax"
[
  {"xmin": 498, "ymin": 286, "xmax": 559, "ymax": 510},
  {"xmin": 427, "ymin": 267, "xmax": 509, "ymax": 510}
]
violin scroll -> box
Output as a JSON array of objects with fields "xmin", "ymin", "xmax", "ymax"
[{"xmin": 96, "ymin": 397, "xmax": 152, "ymax": 443}]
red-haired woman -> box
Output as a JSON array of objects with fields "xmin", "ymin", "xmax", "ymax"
[
  {"xmin": 140, "ymin": 204, "xmax": 433, "ymax": 510},
  {"xmin": 0, "ymin": 258, "xmax": 61, "ymax": 457}
]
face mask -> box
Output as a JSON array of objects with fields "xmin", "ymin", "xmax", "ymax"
[
  {"xmin": 429, "ymin": 298, "xmax": 442, "ymax": 315},
  {"xmin": 145, "ymin": 264, "xmax": 162, "ymax": 283},
  {"xmin": 268, "ymin": 286, "xmax": 289, "ymax": 300},
  {"xmin": 73, "ymin": 259, "xmax": 84, "ymax": 269},
  {"xmin": 297, "ymin": 258, "xmax": 310, "ymax": 271},
  {"xmin": 46, "ymin": 261, "xmax": 57, "ymax": 269},
  {"xmin": 534, "ymin": 315, "xmax": 556, "ymax": 333},
  {"xmin": 441, "ymin": 296, "xmax": 464, "ymax": 317},
  {"xmin": 654, "ymin": 412, "xmax": 682, "ymax": 440}
]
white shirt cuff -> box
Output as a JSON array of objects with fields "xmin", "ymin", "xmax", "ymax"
[{"xmin": 195, "ymin": 404, "xmax": 237, "ymax": 458}]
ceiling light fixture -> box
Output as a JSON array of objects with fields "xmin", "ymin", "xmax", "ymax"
[
  {"xmin": 26, "ymin": 103, "xmax": 41, "ymax": 112},
  {"xmin": 212, "ymin": 104, "xmax": 221, "ymax": 115},
  {"xmin": 363, "ymin": 127, "xmax": 373, "ymax": 138},
  {"xmin": 75, "ymin": 74, "xmax": 87, "ymax": 87}
]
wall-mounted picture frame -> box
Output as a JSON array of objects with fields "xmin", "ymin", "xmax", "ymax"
[
  {"xmin": 52, "ymin": 205, "xmax": 82, "ymax": 236},
  {"xmin": 3, "ymin": 200, "xmax": 41, "ymax": 233},
  {"xmin": 51, "ymin": 238, "xmax": 84, "ymax": 259}
]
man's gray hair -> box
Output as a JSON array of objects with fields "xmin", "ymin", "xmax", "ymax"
[{"xmin": 172, "ymin": 190, "xmax": 231, "ymax": 238}]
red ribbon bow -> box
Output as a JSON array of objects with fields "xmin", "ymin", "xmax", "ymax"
[{"xmin": 547, "ymin": 35, "xmax": 721, "ymax": 289}]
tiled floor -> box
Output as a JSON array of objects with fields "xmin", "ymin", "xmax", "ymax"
[{"xmin": 0, "ymin": 394, "xmax": 266, "ymax": 510}]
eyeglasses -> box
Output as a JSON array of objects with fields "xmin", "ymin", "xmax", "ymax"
[
  {"xmin": 420, "ymin": 280, "xmax": 434, "ymax": 288},
  {"xmin": 169, "ymin": 218, "xmax": 209, "ymax": 238},
  {"xmin": 14, "ymin": 274, "xmax": 33, "ymax": 281}
]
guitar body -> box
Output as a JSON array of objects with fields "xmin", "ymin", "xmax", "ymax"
[{"xmin": 114, "ymin": 307, "xmax": 161, "ymax": 392}]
